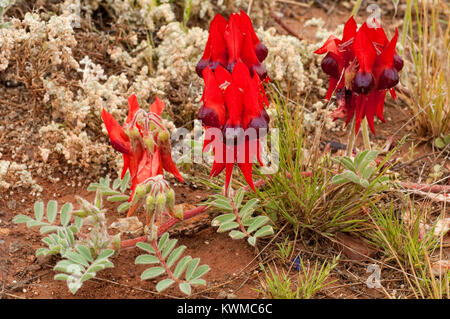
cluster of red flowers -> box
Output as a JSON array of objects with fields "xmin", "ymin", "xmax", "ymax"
[
  {"xmin": 315, "ymin": 17, "xmax": 403, "ymax": 135},
  {"xmin": 101, "ymin": 95, "xmax": 183, "ymax": 202},
  {"xmin": 196, "ymin": 10, "xmax": 270, "ymax": 192}
]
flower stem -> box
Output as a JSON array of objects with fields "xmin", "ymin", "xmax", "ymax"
[
  {"xmin": 361, "ymin": 118, "xmax": 371, "ymax": 150},
  {"xmin": 230, "ymin": 198, "xmax": 250, "ymax": 238},
  {"xmin": 346, "ymin": 116, "xmax": 356, "ymax": 157},
  {"xmin": 119, "ymin": 206, "xmax": 208, "ymax": 249}
]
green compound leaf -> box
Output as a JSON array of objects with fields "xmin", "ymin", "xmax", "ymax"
[
  {"xmin": 247, "ymin": 216, "xmax": 270, "ymax": 234},
  {"xmin": 217, "ymin": 221, "xmax": 239, "ymax": 233},
  {"xmin": 47, "ymin": 200, "xmax": 58, "ymax": 224},
  {"xmin": 229, "ymin": 230, "xmax": 247, "ymax": 240},
  {"xmin": 156, "ymin": 279, "xmax": 175, "ymax": 292},
  {"xmin": 211, "ymin": 213, "xmax": 236, "ymax": 227},
  {"xmin": 60, "ymin": 203, "xmax": 73, "ymax": 227},
  {"xmin": 141, "ymin": 267, "xmax": 165, "ymax": 280},
  {"xmin": 167, "ymin": 246, "xmax": 186, "ymax": 268},
  {"xmin": 13, "ymin": 214, "xmax": 33, "ymax": 224},
  {"xmin": 34, "ymin": 201, "xmax": 44, "ymax": 222},
  {"xmin": 107, "ymin": 195, "xmax": 130, "ymax": 202},
  {"xmin": 135, "ymin": 254, "xmax": 160, "ymax": 265},
  {"xmin": 179, "ymin": 282, "xmax": 192, "ymax": 296},
  {"xmin": 173, "ymin": 256, "xmax": 192, "ymax": 279},
  {"xmin": 117, "ymin": 202, "xmax": 131, "ymax": 213},
  {"xmin": 136, "ymin": 242, "xmax": 156, "ymax": 254},
  {"xmin": 185, "ymin": 258, "xmax": 200, "ymax": 281},
  {"xmin": 254, "ymin": 225, "xmax": 274, "ymax": 238}
]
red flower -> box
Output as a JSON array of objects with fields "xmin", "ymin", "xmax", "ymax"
[
  {"xmin": 196, "ymin": 10, "xmax": 269, "ymax": 82},
  {"xmin": 101, "ymin": 95, "xmax": 183, "ymax": 201},
  {"xmin": 315, "ymin": 17, "xmax": 403, "ymax": 135},
  {"xmin": 200, "ymin": 61, "xmax": 268, "ymax": 192},
  {"xmin": 197, "ymin": 12, "xmax": 270, "ymax": 193}
]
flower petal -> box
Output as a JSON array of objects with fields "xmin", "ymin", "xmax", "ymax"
[{"xmin": 101, "ymin": 109, "xmax": 131, "ymax": 155}]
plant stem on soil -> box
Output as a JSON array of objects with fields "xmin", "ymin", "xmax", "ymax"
[{"xmin": 120, "ymin": 205, "xmax": 209, "ymax": 249}]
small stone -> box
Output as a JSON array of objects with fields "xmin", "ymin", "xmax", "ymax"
[
  {"xmin": 217, "ymin": 291, "xmax": 227, "ymax": 299},
  {"xmin": 0, "ymin": 240, "xmax": 5, "ymax": 245},
  {"xmin": 36, "ymin": 255, "xmax": 52, "ymax": 266},
  {"xmin": 0, "ymin": 211, "xmax": 5, "ymax": 217},
  {"xmin": 0, "ymin": 228, "xmax": 10, "ymax": 237},
  {"xmin": 7, "ymin": 200, "xmax": 17, "ymax": 210},
  {"xmin": 204, "ymin": 241, "xmax": 209, "ymax": 245},
  {"xmin": 22, "ymin": 289, "xmax": 27, "ymax": 293},
  {"xmin": 226, "ymin": 293, "xmax": 237, "ymax": 299},
  {"xmin": 28, "ymin": 264, "xmax": 41, "ymax": 271},
  {"xmin": 9, "ymin": 240, "xmax": 22, "ymax": 253}
]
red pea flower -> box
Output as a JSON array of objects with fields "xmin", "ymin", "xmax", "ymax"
[
  {"xmin": 196, "ymin": 11, "xmax": 270, "ymax": 193},
  {"xmin": 315, "ymin": 16, "xmax": 403, "ymax": 135},
  {"xmin": 201, "ymin": 62, "xmax": 268, "ymax": 192},
  {"xmin": 101, "ymin": 95, "xmax": 183, "ymax": 201},
  {"xmin": 196, "ymin": 10, "xmax": 269, "ymax": 82}
]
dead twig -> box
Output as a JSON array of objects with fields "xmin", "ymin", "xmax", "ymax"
[{"xmin": 269, "ymin": 9, "xmax": 303, "ymax": 41}]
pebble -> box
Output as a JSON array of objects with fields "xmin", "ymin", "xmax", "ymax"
[
  {"xmin": 0, "ymin": 228, "xmax": 10, "ymax": 237},
  {"xmin": 7, "ymin": 200, "xmax": 17, "ymax": 210},
  {"xmin": 217, "ymin": 291, "xmax": 227, "ymax": 299},
  {"xmin": 218, "ymin": 290, "xmax": 238, "ymax": 299},
  {"xmin": 9, "ymin": 240, "xmax": 22, "ymax": 253}
]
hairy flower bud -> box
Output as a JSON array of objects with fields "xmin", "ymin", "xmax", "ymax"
[
  {"xmin": 111, "ymin": 234, "xmax": 121, "ymax": 251},
  {"xmin": 174, "ymin": 205, "xmax": 184, "ymax": 220},
  {"xmin": 157, "ymin": 130, "xmax": 170, "ymax": 144},
  {"xmin": 150, "ymin": 225, "xmax": 158, "ymax": 241},
  {"xmin": 146, "ymin": 195, "xmax": 156, "ymax": 214},
  {"xmin": 127, "ymin": 127, "xmax": 141, "ymax": 140},
  {"xmin": 156, "ymin": 193, "xmax": 166, "ymax": 214},
  {"xmin": 143, "ymin": 135, "xmax": 155, "ymax": 153},
  {"xmin": 132, "ymin": 184, "xmax": 147, "ymax": 204},
  {"xmin": 166, "ymin": 188, "xmax": 175, "ymax": 210}
]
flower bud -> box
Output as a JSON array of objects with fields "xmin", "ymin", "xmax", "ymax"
[
  {"xmin": 132, "ymin": 184, "xmax": 147, "ymax": 204},
  {"xmin": 157, "ymin": 130, "xmax": 170, "ymax": 144},
  {"xmin": 146, "ymin": 195, "xmax": 156, "ymax": 214},
  {"xmin": 166, "ymin": 188, "xmax": 175, "ymax": 210},
  {"xmin": 156, "ymin": 193, "xmax": 166, "ymax": 213},
  {"xmin": 111, "ymin": 234, "xmax": 121, "ymax": 251},
  {"xmin": 143, "ymin": 135, "xmax": 155, "ymax": 153},
  {"xmin": 150, "ymin": 225, "xmax": 158, "ymax": 241},
  {"xmin": 128, "ymin": 127, "xmax": 141, "ymax": 140},
  {"xmin": 76, "ymin": 196, "xmax": 100, "ymax": 215},
  {"xmin": 174, "ymin": 205, "xmax": 184, "ymax": 220},
  {"xmin": 149, "ymin": 122, "xmax": 158, "ymax": 132}
]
